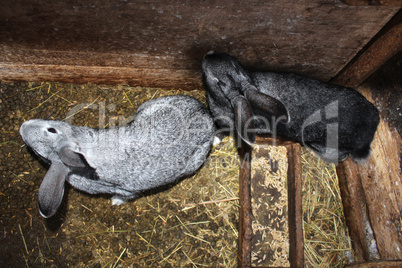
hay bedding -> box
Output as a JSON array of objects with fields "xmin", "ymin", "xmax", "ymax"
[
  {"xmin": 0, "ymin": 82, "xmax": 239, "ymax": 267},
  {"xmin": 301, "ymin": 148, "xmax": 353, "ymax": 267},
  {"xmin": 0, "ymin": 81, "xmax": 350, "ymax": 267}
]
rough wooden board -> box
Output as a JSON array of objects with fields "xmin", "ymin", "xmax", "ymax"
[
  {"xmin": 0, "ymin": 63, "xmax": 202, "ymax": 90},
  {"xmin": 350, "ymin": 71, "xmax": 402, "ymax": 260},
  {"xmin": 332, "ymin": 10, "xmax": 402, "ymax": 88},
  {"xmin": 335, "ymin": 57, "xmax": 402, "ymax": 263},
  {"xmin": 358, "ymin": 56, "xmax": 402, "ymax": 260},
  {"xmin": 250, "ymin": 145, "xmax": 289, "ymax": 267},
  {"xmin": 286, "ymin": 144, "xmax": 303, "ymax": 268},
  {"xmin": 336, "ymin": 158, "xmax": 381, "ymax": 262},
  {"xmin": 333, "ymin": 11, "xmax": 401, "ymax": 262},
  {"xmin": 368, "ymin": 51, "xmax": 402, "ymax": 135},
  {"xmin": 342, "ymin": 0, "xmax": 402, "ymax": 6},
  {"xmin": 239, "ymin": 142, "xmax": 253, "ymax": 268},
  {"xmin": 0, "ymin": 0, "xmax": 399, "ymax": 87},
  {"xmin": 336, "ymin": 97, "xmax": 402, "ymax": 261},
  {"xmin": 356, "ymin": 118, "xmax": 402, "ymax": 259},
  {"xmin": 345, "ymin": 260, "xmax": 402, "ymax": 268},
  {"xmin": 239, "ymin": 138, "xmax": 303, "ymax": 268}
]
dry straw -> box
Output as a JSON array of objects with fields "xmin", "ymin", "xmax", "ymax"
[{"xmin": 5, "ymin": 82, "xmax": 350, "ymax": 267}]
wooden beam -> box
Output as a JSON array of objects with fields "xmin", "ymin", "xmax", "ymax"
[
  {"xmin": 0, "ymin": 1, "xmax": 398, "ymax": 88},
  {"xmin": 336, "ymin": 159, "xmax": 381, "ymax": 261},
  {"xmin": 335, "ymin": 57, "xmax": 402, "ymax": 261},
  {"xmin": 345, "ymin": 260, "xmax": 402, "ymax": 268},
  {"xmin": 333, "ymin": 13, "xmax": 402, "ymax": 261},
  {"xmin": 354, "ymin": 116, "xmax": 402, "ymax": 259},
  {"xmin": 332, "ymin": 10, "xmax": 402, "ymax": 88},
  {"xmin": 286, "ymin": 143, "xmax": 304, "ymax": 268},
  {"xmin": 238, "ymin": 142, "xmax": 253, "ymax": 268},
  {"xmin": 0, "ymin": 63, "xmax": 202, "ymax": 91},
  {"xmin": 238, "ymin": 137, "xmax": 303, "ymax": 268},
  {"xmin": 341, "ymin": 0, "xmax": 402, "ymax": 6}
]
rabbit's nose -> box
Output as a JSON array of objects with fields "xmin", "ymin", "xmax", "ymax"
[{"xmin": 20, "ymin": 120, "xmax": 32, "ymax": 137}]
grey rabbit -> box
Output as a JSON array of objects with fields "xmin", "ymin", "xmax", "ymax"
[
  {"xmin": 202, "ymin": 51, "xmax": 379, "ymax": 163},
  {"xmin": 20, "ymin": 95, "xmax": 214, "ymax": 218}
]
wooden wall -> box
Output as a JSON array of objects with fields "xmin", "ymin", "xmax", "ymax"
[
  {"xmin": 336, "ymin": 52, "xmax": 402, "ymax": 262},
  {"xmin": 333, "ymin": 11, "xmax": 402, "ymax": 263},
  {"xmin": 0, "ymin": 0, "xmax": 399, "ymax": 88}
]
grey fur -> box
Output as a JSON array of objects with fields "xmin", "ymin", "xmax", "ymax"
[
  {"xmin": 202, "ymin": 51, "xmax": 379, "ymax": 163},
  {"xmin": 20, "ymin": 95, "xmax": 214, "ymax": 218}
]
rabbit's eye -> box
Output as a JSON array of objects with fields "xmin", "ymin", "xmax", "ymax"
[{"xmin": 47, "ymin": 128, "xmax": 57, "ymax": 134}]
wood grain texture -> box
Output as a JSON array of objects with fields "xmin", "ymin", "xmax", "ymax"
[
  {"xmin": 286, "ymin": 143, "xmax": 304, "ymax": 268},
  {"xmin": 238, "ymin": 142, "xmax": 253, "ymax": 268},
  {"xmin": 0, "ymin": 0, "xmax": 399, "ymax": 87},
  {"xmin": 0, "ymin": 63, "xmax": 202, "ymax": 90},
  {"xmin": 241, "ymin": 138, "xmax": 303, "ymax": 268},
  {"xmin": 353, "ymin": 73, "xmax": 402, "ymax": 260},
  {"xmin": 356, "ymin": 118, "xmax": 402, "ymax": 259},
  {"xmin": 342, "ymin": 0, "xmax": 402, "ymax": 6},
  {"xmin": 345, "ymin": 260, "xmax": 402, "ymax": 268},
  {"xmin": 335, "ymin": 51, "xmax": 402, "ymax": 261},
  {"xmin": 336, "ymin": 159, "xmax": 381, "ymax": 261},
  {"xmin": 250, "ymin": 145, "xmax": 289, "ymax": 266},
  {"xmin": 332, "ymin": 10, "xmax": 402, "ymax": 88},
  {"xmin": 332, "ymin": 10, "xmax": 401, "ymax": 261}
]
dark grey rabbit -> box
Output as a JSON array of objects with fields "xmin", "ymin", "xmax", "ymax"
[
  {"xmin": 202, "ymin": 51, "xmax": 379, "ymax": 163},
  {"xmin": 20, "ymin": 95, "xmax": 214, "ymax": 218}
]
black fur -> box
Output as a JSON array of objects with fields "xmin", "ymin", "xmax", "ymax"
[{"xmin": 202, "ymin": 51, "xmax": 379, "ymax": 163}]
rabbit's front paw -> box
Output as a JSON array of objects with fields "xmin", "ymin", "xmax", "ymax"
[{"xmin": 213, "ymin": 136, "xmax": 222, "ymax": 146}]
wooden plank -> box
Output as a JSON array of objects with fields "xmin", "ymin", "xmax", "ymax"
[
  {"xmin": 345, "ymin": 260, "xmax": 402, "ymax": 268},
  {"xmin": 334, "ymin": 32, "xmax": 402, "ymax": 261},
  {"xmin": 0, "ymin": 1, "xmax": 399, "ymax": 87},
  {"xmin": 368, "ymin": 51, "xmax": 402, "ymax": 135},
  {"xmin": 238, "ymin": 142, "xmax": 253, "ymax": 268},
  {"xmin": 354, "ymin": 117, "xmax": 402, "ymax": 259},
  {"xmin": 286, "ymin": 143, "xmax": 304, "ymax": 268},
  {"xmin": 341, "ymin": 0, "xmax": 402, "ymax": 6},
  {"xmin": 250, "ymin": 143, "xmax": 290, "ymax": 267},
  {"xmin": 238, "ymin": 137, "xmax": 303, "ymax": 268},
  {"xmin": 332, "ymin": 10, "xmax": 402, "ymax": 88},
  {"xmin": 0, "ymin": 63, "xmax": 202, "ymax": 90},
  {"xmin": 335, "ymin": 159, "xmax": 381, "ymax": 261},
  {"xmin": 351, "ymin": 54, "xmax": 402, "ymax": 259}
]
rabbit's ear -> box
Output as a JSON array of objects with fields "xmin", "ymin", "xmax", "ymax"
[
  {"xmin": 232, "ymin": 96, "xmax": 256, "ymax": 145},
  {"xmin": 59, "ymin": 146, "xmax": 89, "ymax": 168},
  {"xmin": 245, "ymin": 87, "xmax": 290, "ymax": 123},
  {"xmin": 38, "ymin": 161, "xmax": 69, "ymax": 218}
]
